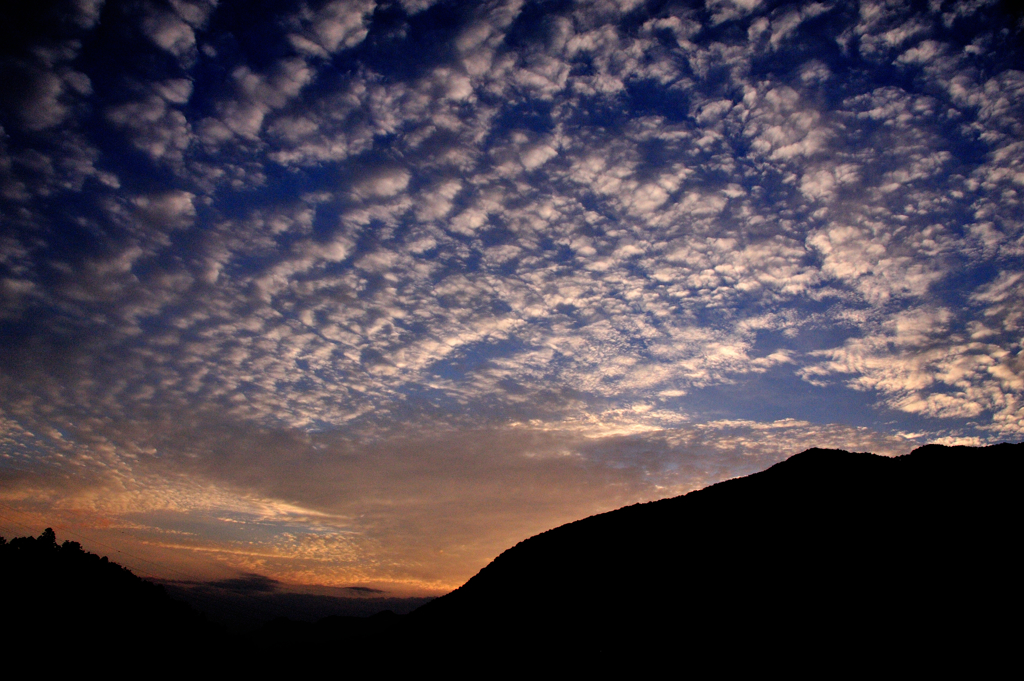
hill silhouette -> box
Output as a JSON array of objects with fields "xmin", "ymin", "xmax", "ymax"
[
  {"xmin": 406, "ymin": 443, "xmax": 1019, "ymax": 672},
  {"xmin": 0, "ymin": 529, "xmax": 411, "ymax": 671},
  {"xmin": 0, "ymin": 529, "xmax": 222, "ymax": 663},
  {"xmin": 3, "ymin": 443, "xmax": 1018, "ymax": 672}
]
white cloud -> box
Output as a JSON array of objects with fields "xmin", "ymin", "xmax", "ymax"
[
  {"xmin": 204, "ymin": 58, "xmax": 314, "ymax": 142},
  {"xmin": 520, "ymin": 143, "xmax": 558, "ymax": 170},
  {"xmin": 352, "ymin": 166, "xmax": 411, "ymax": 199},
  {"xmin": 807, "ymin": 224, "xmax": 942, "ymax": 303},
  {"xmin": 153, "ymin": 78, "xmax": 193, "ymax": 104},
  {"xmin": 22, "ymin": 74, "xmax": 68, "ymax": 131},
  {"xmin": 169, "ymin": 0, "xmax": 218, "ymax": 27},
  {"xmin": 288, "ymin": 0, "xmax": 376, "ymax": 57},
  {"xmin": 141, "ymin": 9, "xmax": 196, "ymax": 58},
  {"xmin": 767, "ymin": 3, "xmax": 829, "ymax": 49},
  {"xmin": 71, "ymin": 0, "xmax": 106, "ymax": 28},
  {"xmin": 107, "ymin": 95, "xmax": 193, "ymax": 163},
  {"xmin": 133, "ymin": 189, "xmax": 196, "ymax": 222},
  {"xmin": 707, "ymin": 0, "xmax": 764, "ymax": 25},
  {"xmin": 800, "ymin": 165, "xmax": 858, "ymax": 201},
  {"xmin": 898, "ymin": 39, "xmax": 946, "ymax": 65},
  {"xmin": 416, "ymin": 179, "xmax": 462, "ymax": 221}
]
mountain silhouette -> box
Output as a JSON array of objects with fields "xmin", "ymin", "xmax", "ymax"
[
  {"xmin": 407, "ymin": 444, "xmax": 1019, "ymax": 672},
  {"xmin": 3, "ymin": 443, "xmax": 1018, "ymax": 672}
]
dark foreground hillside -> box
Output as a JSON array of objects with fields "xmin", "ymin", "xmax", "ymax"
[
  {"xmin": 0, "ymin": 529, "xmax": 219, "ymax": 664},
  {"xmin": 3, "ymin": 443, "xmax": 1019, "ymax": 672},
  {"xmin": 406, "ymin": 443, "xmax": 1021, "ymax": 671},
  {"xmin": 0, "ymin": 531, "xmax": 407, "ymax": 671}
]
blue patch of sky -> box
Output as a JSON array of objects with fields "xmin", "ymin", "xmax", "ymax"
[
  {"xmin": 365, "ymin": 3, "xmax": 470, "ymax": 78},
  {"xmin": 933, "ymin": 262, "xmax": 1010, "ymax": 309},
  {"xmin": 683, "ymin": 366, "xmax": 881, "ymax": 427},
  {"xmin": 751, "ymin": 322, "xmax": 850, "ymax": 356},
  {"xmin": 496, "ymin": 101, "xmax": 558, "ymax": 135},
  {"xmin": 430, "ymin": 337, "xmax": 526, "ymax": 381},
  {"xmin": 201, "ymin": 0, "xmax": 297, "ymax": 71}
]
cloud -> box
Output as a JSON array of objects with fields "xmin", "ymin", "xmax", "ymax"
[
  {"xmin": 343, "ymin": 585, "xmax": 385, "ymax": 593},
  {"xmin": 1, "ymin": 40, "xmax": 91, "ymax": 133},
  {"xmin": 139, "ymin": 0, "xmax": 217, "ymax": 62},
  {"xmin": 15, "ymin": 70, "xmax": 72, "ymax": 130},
  {"xmin": 287, "ymin": 0, "xmax": 376, "ymax": 57},
  {"xmin": 351, "ymin": 166, "xmax": 411, "ymax": 199},
  {"xmin": 201, "ymin": 58, "xmax": 314, "ymax": 143},
  {"xmin": 71, "ymin": 0, "xmax": 106, "ymax": 29},
  {"xmin": 133, "ymin": 190, "xmax": 197, "ymax": 230},
  {"xmin": 708, "ymin": 0, "xmax": 764, "ymax": 25},
  {"xmin": 107, "ymin": 93, "xmax": 194, "ymax": 163},
  {"xmin": 206, "ymin": 572, "xmax": 281, "ymax": 593},
  {"xmin": 807, "ymin": 225, "xmax": 943, "ymax": 304},
  {"xmin": 800, "ymin": 293, "xmax": 1023, "ymax": 433},
  {"xmin": 141, "ymin": 9, "xmax": 196, "ymax": 59}
]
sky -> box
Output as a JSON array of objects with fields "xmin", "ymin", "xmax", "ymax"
[{"xmin": 0, "ymin": 0, "xmax": 1022, "ymax": 597}]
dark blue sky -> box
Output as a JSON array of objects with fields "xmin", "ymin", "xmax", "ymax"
[{"xmin": 1, "ymin": 0, "xmax": 1022, "ymax": 593}]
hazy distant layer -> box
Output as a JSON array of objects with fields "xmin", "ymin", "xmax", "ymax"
[{"xmin": 1, "ymin": 0, "xmax": 1021, "ymax": 592}]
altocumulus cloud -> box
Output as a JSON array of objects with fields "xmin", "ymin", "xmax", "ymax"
[{"xmin": 0, "ymin": 0, "xmax": 1022, "ymax": 592}]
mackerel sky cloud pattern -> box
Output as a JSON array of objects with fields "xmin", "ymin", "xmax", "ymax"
[{"xmin": 1, "ymin": 0, "xmax": 1022, "ymax": 591}]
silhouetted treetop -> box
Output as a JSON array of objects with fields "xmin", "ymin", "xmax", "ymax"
[{"xmin": 1, "ymin": 527, "xmax": 215, "ymax": 662}]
